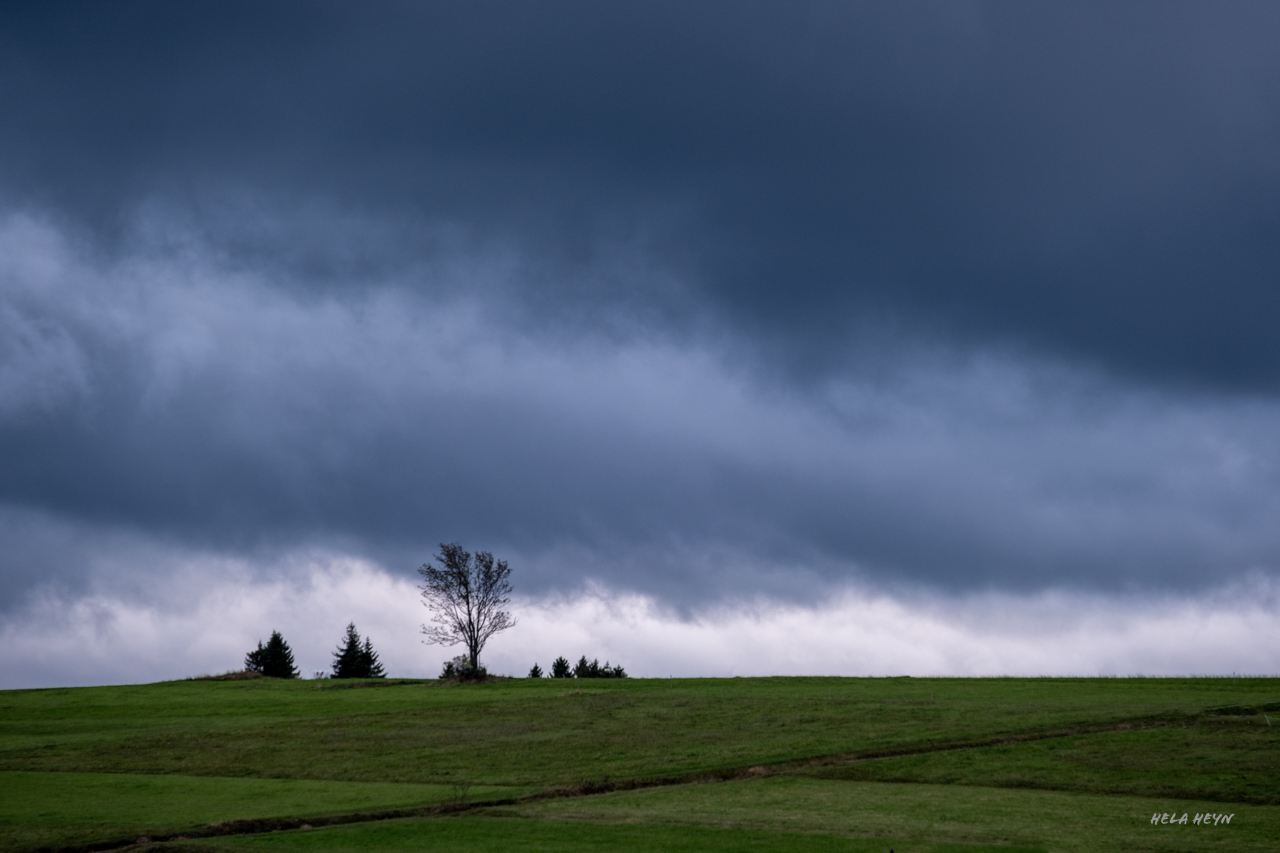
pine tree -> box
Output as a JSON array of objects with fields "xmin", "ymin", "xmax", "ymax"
[
  {"xmin": 528, "ymin": 663, "xmax": 543, "ymax": 678},
  {"xmin": 550, "ymin": 656, "xmax": 571, "ymax": 678},
  {"xmin": 360, "ymin": 636, "xmax": 386, "ymax": 678},
  {"xmin": 245, "ymin": 642, "xmax": 266, "ymax": 674},
  {"xmin": 245, "ymin": 630, "xmax": 299, "ymax": 679},
  {"xmin": 332, "ymin": 623, "xmax": 386, "ymax": 678},
  {"xmin": 565, "ymin": 655, "xmax": 627, "ymax": 679},
  {"xmin": 332, "ymin": 623, "xmax": 364, "ymax": 678}
]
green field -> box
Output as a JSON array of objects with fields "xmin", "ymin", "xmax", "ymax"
[{"xmin": 1, "ymin": 676, "xmax": 1276, "ymax": 851}]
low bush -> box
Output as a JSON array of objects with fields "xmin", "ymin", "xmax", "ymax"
[
  {"xmin": 186, "ymin": 670, "xmax": 266, "ymax": 681},
  {"xmin": 440, "ymin": 655, "xmax": 488, "ymax": 682}
]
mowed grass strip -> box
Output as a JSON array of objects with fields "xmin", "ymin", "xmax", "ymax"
[
  {"xmin": 152, "ymin": 777, "xmax": 1277, "ymax": 853},
  {"xmin": 3, "ymin": 677, "xmax": 1277, "ymax": 787},
  {"xmin": 806, "ymin": 716, "xmax": 1280, "ymax": 805},
  {"xmin": 156, "ymin": 814, "xmax": 1042, "ymax": 853},
  {"xmin": 0, "ymin": 771, "xmax": 528, "ymax": 852},
  {"xmin": 489, "ymin": 776, "xmax": 1280, "ymax": 853},
  {"xmin": 163, "ymin": 815, "xmax": 1044, "ymax": 853}
]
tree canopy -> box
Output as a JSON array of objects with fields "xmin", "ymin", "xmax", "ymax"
[
  {"xmin": 244, "ymin": 630, "xmax": 299, "ymax": 679},
  {"xmin": 573, "ymin": 655, "xmax": 627, "ymax": 679},
  {"xmin": 419, "ymin": 543, "xmax": 515, "ymax": 672},
  {"xmin": 331, "ymin": 622, "xmax": 386, "ymax": 678}
]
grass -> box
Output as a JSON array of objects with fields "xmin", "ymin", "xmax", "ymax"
[
  {"xmin": 0, "ymin": 675, "xmax": 1277, "ymax": 851},
  {"xmin": 0, "ymin": 771, "xmax": 527, "ymax": 852},
  {"xmin": 805, "ymin": 716, "xmax": 1280, "ymax": 805},
  {"xmin": 167, "ymin": 811, "xmax": 1044, "ymax": 853},
  {"xmin": 494, "ymin": 776, "xmax": 1279, "ymax": 853},
  {"xmin": 121, "ymin": 779, "xmax": 1279, "ymax": 853},
  {"xmin": 4, "ymin": 677, "xmax": 1276, "ymax": 785}
]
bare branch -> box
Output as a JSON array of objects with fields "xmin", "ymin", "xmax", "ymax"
[{"xmin": 418, "ymin": 543, "xmax": 516, "ymax": 671}]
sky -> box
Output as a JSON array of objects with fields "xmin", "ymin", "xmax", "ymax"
[{"xmin": 2, "ymin": 2, "xmax": 1279, "ymax": 686}]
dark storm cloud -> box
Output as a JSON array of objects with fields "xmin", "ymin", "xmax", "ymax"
[
  {"xmin": 2, "ymin": 2, "xmax": 1280, "ymax": 608},
  {"xmin": 3, "ymin": 1, "xmax": 1279, "ymax": 385}
]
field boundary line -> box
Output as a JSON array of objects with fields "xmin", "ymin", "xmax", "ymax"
[
  {"xmin": 36, "ymin": 797, "xmax": 526, "ymax": 853},
  {"xmin": 517, "ymin": 710, "xmax": 1187, "ymax": 800}
]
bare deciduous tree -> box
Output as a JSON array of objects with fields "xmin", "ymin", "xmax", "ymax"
[{"xmin": 419, "ymin": 543, "xmax": 515, "ymax": 672}]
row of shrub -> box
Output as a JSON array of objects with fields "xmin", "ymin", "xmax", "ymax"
[
  {"xmin": 244, "ymin": 624, "xmax": 386, "ymax": 679},
  {"xmin": 528, "ymin": 655, "xmax": 627, "ymax": 679}
]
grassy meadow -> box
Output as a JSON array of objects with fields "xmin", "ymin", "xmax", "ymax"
[{"xmin": 0, "ymin": 675, "xmax": 1277, "ymax": 851}]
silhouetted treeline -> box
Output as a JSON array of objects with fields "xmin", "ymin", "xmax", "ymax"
[{"xmin": 529, "ymin": 655, "xmax": 626, "ymax": 678}]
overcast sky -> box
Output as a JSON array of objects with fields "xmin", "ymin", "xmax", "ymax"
[{"xmin": 2, "ymin": 2, "xmax": 1279, "ymax": 685}]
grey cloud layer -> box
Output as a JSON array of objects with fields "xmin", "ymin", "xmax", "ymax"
[
  {"xmin": 2, "ymin": 3, "xmax": 1279, "ymax": 608},
  {"xmin": 2, "ymin": 214, "xmax": 1278, "ymax": 606}
]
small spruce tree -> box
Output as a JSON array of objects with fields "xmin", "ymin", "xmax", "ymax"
[
  {"xmin": 528, "ymin": 663, "xmax": 543, "ymax": 678},
  {"xmin": 568, "ymin": 655, "xmax": 627, "ymax": 679},
  {"xmin": 360, "ymin": 637, "xmax": 386, "ymax": 678},
  {"xmin": 245, "ymin": 630, "xmax": 299, "ymax": 679},
  {"xmin": 332, "ymin": 623, "xmax": 386, "ymax": 678},
  {"xmin": 332, "ymin": 623, "xmax": 363, "ymax": 678},
  {"xmin": 550, "ymin": 656, "xmax": 572, "ymax": 678}
]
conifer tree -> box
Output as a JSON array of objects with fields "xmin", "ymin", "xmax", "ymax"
[
  {"xmin": 360, "ymin": 636, "xmax": 386, "ymax": 678},
  {"xmin": 245, "ymin": 643, "xmax": 265, "ymax": 674},
  {"xmin": 568, "ymin": 655, "xmax": 626, "ymax": 679},
  {"xmin": 330, "ymin": 622, "xmax": 384, "ymax": 676},
  {"xmin": 332, "ymin": 623, "xmax": 386, "ymax": 678},
  {"xmin": 332, "ymin": 623, "xmax": 364, "ymax": 678},
  {"xmin": 245, "ymin": 630, "xmax": 299, "ymax": 679}
]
